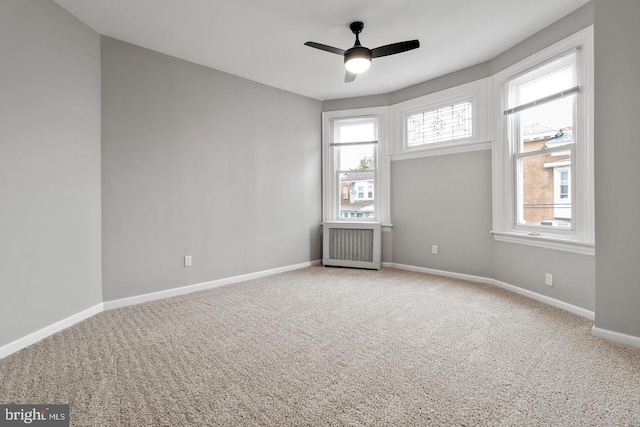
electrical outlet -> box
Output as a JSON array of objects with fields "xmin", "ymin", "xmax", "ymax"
[
  {"xmin": 431, "ymin": 245, "xmax": 438, "ymax": 255},
  {"xmin": 184, "ymin": 255, "xmax": 192, "ymax": 267},
  {"xmin": 545, "ymin": 273, "xmax": 553, "ymax": 287}
]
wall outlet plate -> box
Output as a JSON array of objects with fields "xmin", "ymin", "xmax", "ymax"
[
  {"xmin": 184, "ymin": 255, "xmax": 192, "ymax": 267},
  {"xmin": 545, "ymin": 273, "xmax": 553, "ymax": 286}
]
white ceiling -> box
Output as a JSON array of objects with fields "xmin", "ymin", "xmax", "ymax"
[{"xmin": 53, "ymin": 0, "xmax": 590, "ymax": 101}]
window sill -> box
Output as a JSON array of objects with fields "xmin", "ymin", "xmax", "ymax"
[
  {"xmin": 320, "ymin": 222, "xmax": 393, "ymax": 231},
  {"xmin": 390, "ymin": 139, "xmax": 491, "ymax": 161},
  {"xmin": 491, "ymin": 231, "xmax": 595, "ymax": 256}
]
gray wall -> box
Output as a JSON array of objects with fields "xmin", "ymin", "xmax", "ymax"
[
  {"xmin": 0, "ymin": 0, "xmax": 102, "ymax": 346},
  {"xmin": 391, "ymin": 150, "xmax": 493, "ymax": 279},
  {"xmin": 493, "ymin": 243, "xmax": 595, "ymax": 311},
  {"xmin": 324, "ymin": 3, "xmax": 597, "ymax": 312},
  {"xmin": 101, "ymin": 38, "xmax": 322, "ymax": 301},
  {"xmin": 594, "ymin": 0, "xmax": 640, "ymax": 337}
]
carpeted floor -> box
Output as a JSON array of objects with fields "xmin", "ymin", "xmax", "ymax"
[{"xmin": 1, "ymin": 266, "xmax": 639, "ymax": 426}]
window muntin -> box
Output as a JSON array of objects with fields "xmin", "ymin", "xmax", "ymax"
[{"xmin": 407, "ymin": 101, "xmax": 472, "ymax": 146}]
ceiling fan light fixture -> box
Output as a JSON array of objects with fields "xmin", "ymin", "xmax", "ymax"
[{"xmin": 344, "ymin": 47, "xmax": 371, "ymax": 73}]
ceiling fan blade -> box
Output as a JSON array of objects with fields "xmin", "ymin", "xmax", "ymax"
[
  {"xmin": 304, "ymin": 42, "xmax": 345, "ymax": 55},
  {"xmin": 371, "ymin": 40, "xmax": 420, "ymax": 58},
  {"xmin": 345, "ymin": 71, "xmax": 357, "ymax": 83}
]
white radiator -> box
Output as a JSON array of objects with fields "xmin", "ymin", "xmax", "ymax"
[{"xmin": 322, "ymin": 221, "xmax": 381, "ymax": 270}]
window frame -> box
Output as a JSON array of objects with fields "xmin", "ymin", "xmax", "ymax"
[
  {"xmin": 491, "ymin": 26, "xmax": 594, "ymax": 255},
  {"xmin": 392, "ymin": 79, "xmax": 491, "ymax": 160},
  {"xmin": 554, "ymin": 166, "xmax": 571, "ymax": 202},
  {"xmin": 322, "ymin": 107, "xmax": 391, "ymax": 226},
  {"xmin": 406, "ymin": 100, "xmax": 473, "ymax": 147}
]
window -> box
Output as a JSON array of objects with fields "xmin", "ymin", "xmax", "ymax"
[
  {"xmin": 407, "ymin": 101, "xmax": 472, "ymax": 146},
  {"xmin": 333, "ymin": 116, "xmax": 377, "ymax": 219},
  {"xmin": 322, "ymin": 107, "xmax": 390, "ymax": 225},
  {"xmin": 509, "ymin": 55, "xmax": 577, "ymax": 229},
  {"xmin": 392, "ymin": 79, "xmax": 490, "ymax": 161},
  {"xmin": 557, "ymin": 168, "xmax": 570, "ymax": 201},
  {"xmin": 492, "ymin": 27, "xmax": 594, "ymax": 254}
]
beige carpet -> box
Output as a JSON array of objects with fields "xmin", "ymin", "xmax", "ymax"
[{"xmin": 1, "ymin": 266, "xmax": 639, "ymax": 426}]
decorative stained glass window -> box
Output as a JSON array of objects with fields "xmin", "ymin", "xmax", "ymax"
[{"xmin": 407, "ymin": 101, "xmax": 472, "ymax": 146}]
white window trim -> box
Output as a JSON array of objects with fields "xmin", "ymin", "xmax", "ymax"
[
  {"xmin": 553, "ymin": 166, "xmax": 571, "ymax": 203},
  {"xmin": 491, "ymin": 26, "xmax": 594, "ymax": 255},
  {"xmin": 391, "ymin": 79, "xmax": 491, "ymax": 161},
  {"xmin": 322, "ymin": 107, "xmax": 391, "ymax": 227}
]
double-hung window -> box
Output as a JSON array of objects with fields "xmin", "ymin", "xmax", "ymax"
[
  {"xmin": 508, "ymin": 50, "xmax": 578, "ymax": 229},
  {"xmin": 332, "ymin": 117, "xmax": 377, "ymax": 219},
  {"xmin": 492, "ymin": 27, "xmax": 594, "ymax": 254},
  {"xmin": 322, "ymin": 107, "xmax": 390, "ymax": 224}
]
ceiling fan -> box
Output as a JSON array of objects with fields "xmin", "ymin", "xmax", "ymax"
[{"xmin": 305, "ymin": 21, "xmax": 420, "ymax": 83}]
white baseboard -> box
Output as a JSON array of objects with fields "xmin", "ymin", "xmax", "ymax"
[
  {"xmin": 492, "ymin": 279, "xmax": 595, "ymax": 320},
  {"xmin": 391, "ymin": 263, "xmax": 495, "ymax": 285},
  {"xmin": 4, "ymin": 260, "xmax": 635, "ymax": 357},
  {"xmin": 1, "ymin": 260, "xmax": 321, "ymax": 359},
  {"xmin": 0, "ymin": 303, "xmax": 104, "ymax": 359},
  {"xmin": 591, "ymin": 326, "xmax": 640, "ymax": 348},
  {"xmin": 389, "ymin": 263, "xmax": 595, "ymax": 320},
  {"xmin": 103, "ymin": 260, "xmax": 321, "ymax": 310}
]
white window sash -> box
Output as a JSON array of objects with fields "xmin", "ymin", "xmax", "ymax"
[
  {"xmin": 322, "ymin": 107, "xmax": 391, "ymax": 226},
  {"xmin": 491, "ymin": 26, "xmax": 594, "ymax": 255}
]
